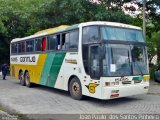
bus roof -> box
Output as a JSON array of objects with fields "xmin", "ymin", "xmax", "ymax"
[
  {"xmin": 34, "ymin": 25, "xmax": 70, "ymax": 35},
  {"xmin": 11, "ymin": 21, "xmax": 142, "ymax": 43},
  {"xmin": 80, "ymin": 21, "xmax": 141, "ymax": 30},
  {"xmin": 11, "ymin": 32, "xmax": 47, "ymax": 43}
]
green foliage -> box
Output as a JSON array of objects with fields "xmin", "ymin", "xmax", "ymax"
[
  {"xmin": 130, "ymin": 0, "xmax": 160, "ymax": 33},
  {"xmin": 147, "ymin": 30, "xmax": 160, "ymax": 66},
  {"xmin": 154, "ymin": 31, "xmax": 160, "ymax": 64},
  {"xmin": 146, "ymin": 35, "xmax": 156, "ymax": 63},
  {"xmin": 149, "ymin": 65, "xmax": 157, "ymax": 79},
  {"xmin": 0, "ymin": 0, "xmax": 158, "ymax": 65}
]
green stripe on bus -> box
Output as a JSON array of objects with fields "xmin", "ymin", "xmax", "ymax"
[
  {"xmin": 40, "ymin": 53, "xmax": 66, "ymax": 87},
  {"xmin": 132, "ymin": 76, "xmax": 143, "ymax": 81}
]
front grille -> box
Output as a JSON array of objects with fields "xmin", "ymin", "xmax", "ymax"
[
  {"xmin": 134, "ymin": 80, "xmax": 142, "ymax": 83},
  {"xmin": 122, "ymin": 81, "xmax": 132, "ymax": 84}
]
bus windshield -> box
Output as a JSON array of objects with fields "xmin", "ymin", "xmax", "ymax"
[
  {"xmin": 103, "ymin": 44, "xmax": 149, "ymax": 77},
  {"xmin": 101, "ymin": 26, "xmax": 145, "ymax": 42}
]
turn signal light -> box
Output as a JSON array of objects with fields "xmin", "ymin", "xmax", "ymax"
[{"xmin": 105, "ymin": 82, "xmax": 110, "ymax": 86}]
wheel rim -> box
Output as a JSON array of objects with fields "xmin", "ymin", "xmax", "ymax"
[
  {"xmin": 72, "ymin": 82, "xmax": 80, "ymax": 96},
  {"xmin": 20, "ymin": 75, "xmax": 23, "ymax": 81},
  {"xmin": 25, "ymin": 73, "xmax": 30, "ymax": 85},
  {"xmin": 19, "ymin": 73, "xmax": 23, "ymax": 83}
]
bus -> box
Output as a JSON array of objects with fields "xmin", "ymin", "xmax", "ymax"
[{"xmin": 10, "ymin": 21, "xmax": 150, "ymax": 100}]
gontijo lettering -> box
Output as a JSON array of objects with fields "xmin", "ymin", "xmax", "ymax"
[{"xmin": 20, "ymin": 56, "xmax": 36, "ymax": 62}]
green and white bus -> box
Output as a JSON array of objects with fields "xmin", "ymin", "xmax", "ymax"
[{"xmin": 10, "ymin": 21, "xmax": 150, "ymax": 100}]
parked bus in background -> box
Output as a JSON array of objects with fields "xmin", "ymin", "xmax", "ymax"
[{"xmin": 10, "ymin": 21, "xmax": 150, "ymax": 100}]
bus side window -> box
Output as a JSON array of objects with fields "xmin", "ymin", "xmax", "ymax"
[
  {"xmin": 82, "ymin": 26, "xmax": 99, "ymax": 44},
  {"xmin": 61, "ymin": 33, "xmax": 69, "ymax": 50},
  {"xmin": 42, "ymin": 37, "xmax": 47, "ymax": 51},
  {"xmin": 35, "ymin": 38, "xmax": 42, "ymax": 51},
  {"xmin": 26, "ymin": 40, "xmax": 34, "ymax": 52},
  {"xmin": 65, "ymin": 33, "xmax": 69, "ymax": 49},
  {"xmin": 47, "ymin": 35, "xmax": 56, "ymax": 50},
  {"xmin": 18, "ymin": 43, "xmax": 21, "ymax": 53},
  {"xmin": 21, "ymin": 42, "xmax": 25, "ymax": 53},
  {"xmin": 69, "ymin": 30, "xmax": 79, "ymax": 49},
  {"xmin": 56, "ymin": 34, "xmax": 61, "ymax": 50},
  {"xmin": 11, "ymin": 43, "xmax": 18, "ymax": 54},
  {"xmin": 18, "ymin": 42, "xmax": 25, "ymax": 53},
  {"xmin": 62, "ymin": 33, "xmax": 66, "ymax": 50}
]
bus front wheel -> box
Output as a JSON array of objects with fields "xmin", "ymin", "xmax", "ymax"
[
  {"xmin": 19, "ymin": 71, "xmax": 25, "ymax": 86},
  {"xmin": 69, "ymin": 77, "xmax": 83, "ymax": 100},
  {"xmin": 25, "ymin": 72, "xmax": 32, "ymax": 87}
]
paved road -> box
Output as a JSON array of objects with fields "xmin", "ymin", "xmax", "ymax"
[
  {"xmin": 0, "ymin": 76, "xmax": 160, "ymax": 119},
  {"xmin": 0, "ymin": 110, "xmax": 18, "ymax": 120}
]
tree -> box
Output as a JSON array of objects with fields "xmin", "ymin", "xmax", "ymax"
[{"xmin": 0, "ymin": 0, "xmax": 152, "ymax": 65}]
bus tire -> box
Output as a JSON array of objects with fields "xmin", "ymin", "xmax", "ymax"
[
  {"xmin": 19, "ymin": 71, "xmax": 25, "ymax": 86},
  {"xmin": 25, "ymin": 72, "xmax": 32, "ymax": 87},
  {"xmin": 69, "ymin": 77, "xmax": 83, "ymax": 100}
]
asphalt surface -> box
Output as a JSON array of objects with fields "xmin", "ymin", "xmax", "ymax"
[{"xmin": 0, "ymin": 76, "xmax": 160, "ymax": 120}]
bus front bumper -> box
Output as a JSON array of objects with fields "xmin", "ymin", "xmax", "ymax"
[{"xmin": 102, "ymin": 82, "xmax": 149, "ymax": 100}]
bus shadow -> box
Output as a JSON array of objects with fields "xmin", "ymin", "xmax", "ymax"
[
  {"xmin": 13, "ymin": 81, "xmax": 70, "ymax": 97},
  {"xmin": 36, "ymin": 84, "xmax": 142, "ymax": 106},
  {"xmin": 84, "ymin": 96, "xmax": 142, "ymax": 106},
  {"xmin": 32, "ymin": 84, "xmax": 70, "ymax": 97}
]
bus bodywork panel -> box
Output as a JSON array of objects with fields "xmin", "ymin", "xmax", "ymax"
[
  {"xmin": 10, "ymin": 52, "xmax": 150, "ymax": 100},
  {"xmin": 100, "ymin": 76, "xmax": 149, "ymax": 99},
  {"xmin": 77, "ymin": 75, "xmax": 150, "ymax": 100},
  {"xmin": 10, "ymin": 54, "xmax": 47, "ymax": 83},
  {"xmin": 10, "ymin": 52, "xmax": 81, "ymax": 91},
  {"xmin": 10, "ymin": 53, "xmax": 66, "ymax": 88},
  {"xmin": 102, "ymin": 83, "xmax": 149, "ymax": 99}
]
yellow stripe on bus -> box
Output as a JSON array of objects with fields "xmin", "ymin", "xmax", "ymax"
[{"xmin": 10, "ymin": 54, "xmax": 47, "ymax": 84}]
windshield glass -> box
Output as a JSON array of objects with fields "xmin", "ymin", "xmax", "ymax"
[
  {"xmin": 101, "ymin": 26, "xmax": 145, "ymax": 42},
  {"xmin": 131, "ymin": 46, "xmax": 148, "ymax": 75},
  {"xmin": 103, "ymin": 44, "xmax": 149, "ymax": 77}
]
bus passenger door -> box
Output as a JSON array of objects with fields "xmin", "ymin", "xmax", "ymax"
[{"xmin": 89, "ymin": 45, "xmax": 100, "ymax": 79}]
